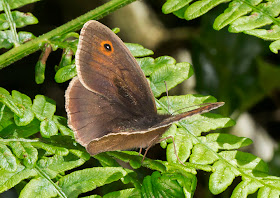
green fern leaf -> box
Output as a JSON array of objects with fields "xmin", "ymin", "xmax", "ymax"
[
  {"xmin": 137, "ymin": 56, "xmax": 176, "ymax": 76},
  {"xmin": 209, "ymin": 160, "xmax": 236, "ymax": 195},
  {"xmin": 0, "ymin": 0, "xmax": 40, "ymax": 10},
  {"xmin": 0, "ymin": 163, "xmax": 37, "ymax": 193},
  {"xmin": 200, "ymin": 133, "xmax": 253, "ymax": 151},
  {"xmin": 141, "ymin": 171, "xmax": 185, "ymax": 198},
  {"xmin": 149, "ymin": 62, "xmax": 193, "ymax": 97},
  {"xmin": 52, "ymin": 115, "xmax": 74, "ymax": 137},
  {"xmin": 54, "ymin": 64, "xmax": 77, "ymax": 83},
  {"xmin": 231, "ymin": 180, "xmax": 262, "ymax": 197},
  {"xmin": 214, "ymin": 0, "xmax": 262, "ymax": 30},
  {"xmin": 162, "ymin": 0, "xmax": 280, "ymax": 53},
  {"xmin": 103, "ymin": 188, "xmax": 141, "ymax": 198},
  {"xmin": 31, "ymin": 141, "xmax": 69, "ymax": 156},
  {"xmin": 0, "ymin": 11, "xmax": 38, "ymax": 30},
  {"xmin": 32, "ymin": 95, "xmax": 56, "ymax": 121},
  {"xmin": 58, "ymin": 167, "xmax": 130, "ymax": 198},
  {"xmin": 125, "ymin": 43, "xmax": 154, "ymax": 57},
  {"xmin": 0, "ymin": 31, "xmax": 35, "ymax": 49},
  {"xmin": 9, "ymin": 141, "xmax": 38, "ymax": 168},
  {"xmin": 189, "ymin": 143, "xmax": 219, "ymax": 165},
  {"xmin": 162, "ymin": 0, "xmax": 192, "ymax": 14},
  {"xmin": 12, "ymin": 90, "xmax": 34, "ymax": 126},
  {"xmin": 0, "ymin": 142, "xmax": 17, "ymax": 171},
  {"xmin": 258, "ymin": 186, "xmax": 280, "ymax": 198},
  {"xmin": 19, "ymin": 177, "xmax": 57, "ymax": 198}
]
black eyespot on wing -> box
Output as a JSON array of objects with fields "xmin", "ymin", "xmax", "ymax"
[{"xmin": 104, "ymin": 43, "xmax": 112, "ymax": 51}]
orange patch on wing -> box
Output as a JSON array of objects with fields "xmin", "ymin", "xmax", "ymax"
[{"xmin": 100, "ymin": 40, "xmax": 114, "ymax": 56}]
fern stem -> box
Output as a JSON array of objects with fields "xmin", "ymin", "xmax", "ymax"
[
  {"xmin": 156, "ymin": 98, "xmax": 280, "ymax": 191},
  {"xmin": 0, "ymin": 0, "xmax": 136, "ymax": 69},
  {"xmin": 35, "ymin": 165, "xmax": 68, "ymax": 198},
  {"xmin": 2, "ymin": 0, "xmax": 20, "ymax": 46}
]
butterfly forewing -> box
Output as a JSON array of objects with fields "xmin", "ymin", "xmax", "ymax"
[{"xmin": 76, "ymin": 20, "xmax": 157, "ymax": 116}]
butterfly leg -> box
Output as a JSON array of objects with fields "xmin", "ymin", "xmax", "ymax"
[
  {"xmin": 159, "ymin": 136, "xmax": 185, "ymax": 166},
  {"xmin": 138, "ymin": 147, "xmax": 142, "ymax": 156},
  {"xmin": 141, "ymin": 135, "xmax": 160, "ymax": 163}
]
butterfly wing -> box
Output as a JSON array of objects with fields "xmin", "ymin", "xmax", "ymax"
[
  {"xmin": 76, "ymin": 20, "xmax": 156, "ymax": 116},
  {"xmin": 84, "ymin": 102, "xmax": 224, "ymax": 155},
  {"xmin": 66, "ymin": 77, "xmax": 153, "ymax": 147},
  {"xmin": 66, "ymin": 20, "xmax": 158, "ymax": 148}
]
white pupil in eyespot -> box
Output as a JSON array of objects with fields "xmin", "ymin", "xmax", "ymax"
[{"xmin": 104, "ymin": 43, "xmax": 111, "ymax": 51}]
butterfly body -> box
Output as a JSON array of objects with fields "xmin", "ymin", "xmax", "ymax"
[{"xmin": 65, "ymin": 20, "xmax": 224, "ymax": 155}]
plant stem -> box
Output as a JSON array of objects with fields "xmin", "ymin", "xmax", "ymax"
[
  {"xmin": 0, "ymin": 0, "xmax": 136, "ymax": 69},
  {"xmin": 35, "ymin": 165, "xmax": 67, "ymax": 198},
  {"xmin": 2, "ymin": 0, "xmax": 20, "ymax": 46}
]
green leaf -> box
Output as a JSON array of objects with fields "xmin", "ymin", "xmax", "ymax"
[
  {"xmin": 0, "ymin": 0, "xmax": 40, "ymax": 10},
  {"xmin": 59, "ymin": 167, "xmax": 129, "ymax": 198},
  {"xmin": 52, "ymin": 115, "xmax": 74, "ymax": 137},
  {"xmin": 158, "ymin": 94, "xmax": 217, "ymax": 113},
  {"xmin": 31, "ymin": 141, "xmax": 69, "ymax": 156},
  {"xmin": 137, "ymin": 56, "xmax": 176, "ymax": 76},
  {"xmin": 9, "ymin": 141, "xmax": 38, "ymax": 168},
  {"xmin": 219, "ymin": 151, "xmax": 269, "ymax": 174},
  {"xmin": 150, "ymin": 62, "xmax": 193, "ymax": 97},
  {"xmin": 209, "ymin": 160, "xmax": 236, "ymax": 195},
  {"xmin": 229, "ymin": 1, "xmax": 280, "ymax": 33},
  {"xmin": 103, "ymin": 188, "xmax": 141, "ymax": 198},
  {"xmin": 32, "ymin": 95, "xmax": 56, "ymax": 121},
  {"xmin": 245, "ymin": 25, "xmax": 280, "ymax": 40},
  {"xmin": 189, "ymin": 143, "xmax": 218, "ymax": 165},
  {"xmin": 107, "ymin": 151, "xmax": 167, "ymax": 172},
  {"xmin": 0, "ymin": 11, "xmax": 38, "ymax": 30},
  {"xmin": 40, "ymin": 118, "xmax": 58, "ymax": 138},
  {"xmin": 0, "ymin": 104, "xmax": 14, "ymax": 131},
  {"xmin": 213, "ymin": 0, "xmax": 262, "ymax": 30},
  {"xmin": 231, "ymin": 180, "xmax": 262, "ymax": 197},
  {"xmin": 141, "ymin": 171, "xmax": 185, "ymax": 198},
  {"xmin": 0, "ymin": 142, "xmax": 17, "ymax": 171},
  {"xmin": 200, "ymin": 133, "xmax": 253, "ymax": 152},
  {"xmin": 19, "ymin": 177, "xmax": 57, "ymax": 198},
  {"xmin": 0, "ymin": 31, "xmax": 35, "ymax": 49},
  {"xmin": 37, "ymin": 150, "xmax": 89, "ymax": 179},
  {"xmin": 125, "ymin": 43, "xmax": 154, "ymax": 57},
  {"xmin": 164, "ymin": 128, "xmax": 193, "ymax": 164},
  {"xmin": 0, "ymin": 87, "xmax": 23, "ymax": 117},
  {"xmin": 184, "ymin": 0, "xmax": 228, "ymax": 20},
  {"xmin": 55, "ymin": 48, "xmax": 73, "ymax": 71},
  {"xmin": 258, "ymin": 187, "xmax": 280, "ymax": 198},
  {"xmin": 54, "ymin": 64, "xmax": 77, "ymax": 83},
  {"xmin": 0, "ymin": 163, "xmax": 37, "ymax": 193},
  {"xmin": 162, "ymin": 0, "xmax": 191, "ymax": 14},
  {"xmin": 269, "ymin": 39, "xmax": 280, "ymax": 54},
  {"xmin": 12, "ymin": 90, "xmax": 34, "ymax": 126},
  {"xmin": 35, "ymin": 60, "xmax": 46, "ymax": 84},
  {"xmin": 0, "ymin": 118, "xmax": 40, "ymax": 138},
  {"xmin": 179, "ymin": 113, "xmax": 234, "ymax": 136}
]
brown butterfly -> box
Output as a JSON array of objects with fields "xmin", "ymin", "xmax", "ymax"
[{"xmin": 65, "ymin": 20, "xmax": 224, "ymax": 156}]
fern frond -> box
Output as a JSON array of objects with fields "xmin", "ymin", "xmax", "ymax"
[
  {"xmin": 162, "ymin": 0, "xmax": 280, "ymax": 53},
  {"xmin": 0, "ymin": 0, "xmax": 38, "ymax": 49}
]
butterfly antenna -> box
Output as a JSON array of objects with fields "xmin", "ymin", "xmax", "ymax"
[
  {"xmin": 164, "ymin": 81, "xmax": 171, "ymax": 114},
  {"xmin": 141, "ymin": 135, "xmax": 186, "ymax": 166},
  {"xmin": 159, "ymin": 136, "xmax": 185, "ymax": 166}
]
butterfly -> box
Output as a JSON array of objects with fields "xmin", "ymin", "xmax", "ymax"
[{"xmin": 65, "ymin": 20, "xmax": 224, "ymax": 156}]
